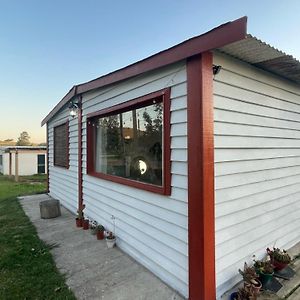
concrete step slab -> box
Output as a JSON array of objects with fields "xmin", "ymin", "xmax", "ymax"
[{"xmin": 19, "ymin": 194, "xmax": 184, "ymax": 300}]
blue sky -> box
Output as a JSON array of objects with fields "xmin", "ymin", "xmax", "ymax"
[{"xmin": 0, "ymin": 0, "xmax": 299, "ymax": 142}]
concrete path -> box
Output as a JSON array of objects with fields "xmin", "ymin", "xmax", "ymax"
[{"xmin": 19, "ymin": 194, "xmax": 184, "ymax": 300}]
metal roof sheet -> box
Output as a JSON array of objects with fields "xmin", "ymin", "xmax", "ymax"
[
  {"xmin": 217, "ymin": 34, "xmax": 300, "ymax": 84},
  {"xmin": 0, "ymin": 146, "xmax": 47, "ymax": 152}
]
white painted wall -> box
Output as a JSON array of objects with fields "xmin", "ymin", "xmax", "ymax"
[
  {"xmin": 2, "ymin": 152, "xmax": 10, "ymax": 175},
  {"xmin": 48, "ymin": 110, "xmax": 78, "ymax": 213},
  {"xmin": 0, "ymin": 150, "xmax": 47, "ymax": 175},
  {"xmin": 213, "ymin": 51, "xmax": 300, "ymax": 298},
  {"xmin": 47, "ymin": 61, "xmax": 188, "ymax": 297},
  {"xmin": 81, "ymin": 61, "xmax": 188, "ymax": 297}
]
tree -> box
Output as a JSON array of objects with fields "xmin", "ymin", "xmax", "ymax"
[
  {"xmin": 0, "ymin": 139, "xmax": 15, "ymax": 146},
  {"xmin": 16, "ymin": 131, "xmax": 31, "ymax": 146}
]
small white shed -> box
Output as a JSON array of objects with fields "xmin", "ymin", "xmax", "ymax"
[
  {"xmin": 0, "ymin": 146, "xmax": 47, "ymax": 176},
  {"xmin": 41, "ymin": 17, "xmax": 300, "ymax": 299}
]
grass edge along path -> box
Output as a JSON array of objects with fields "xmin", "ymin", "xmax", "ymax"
[{"xmin": 0, "ymin": 175, "xmax": 76, "ymax": 300}]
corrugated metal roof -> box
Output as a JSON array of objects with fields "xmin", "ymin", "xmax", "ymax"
[{"xmin": 217, "ymin": 34, "xmax": 300, "ymax": 84}]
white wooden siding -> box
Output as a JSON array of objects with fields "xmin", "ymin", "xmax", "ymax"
[
  {"xmin": 80, "ymin": 62, "xmax": 188, "ymax": 297},
  {"xmin": 214, "ymin": 52, "xmax": 300, "ymax": 298},
  {"xmin": 48, "ymin": 108, "xmax": 78, "ymax": 213}
]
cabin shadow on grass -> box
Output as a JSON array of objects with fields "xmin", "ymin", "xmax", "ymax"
[{"xmin": 0, "ymin": 175, "xmax": 75, "ymax": 300}]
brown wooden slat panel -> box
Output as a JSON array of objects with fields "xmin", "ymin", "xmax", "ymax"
[{"xmin": 54, "ymin": 122, "xmax": 69, "ymax": 168}]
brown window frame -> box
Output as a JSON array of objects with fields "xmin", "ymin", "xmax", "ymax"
[
  {"xmin": 54, "ymin": 121, "xmax": 69, "ymax": 169},
  {"xmin": 87, "ymin": 88, "xmax": 171, "ymax": 195}
]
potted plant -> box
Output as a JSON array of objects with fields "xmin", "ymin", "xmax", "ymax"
[
  {"xmin": 267, "ymin": 247, "xmax": 291, "ymax": 271},
  {"xmin": 239, "ymin": 262, "xmax": 261, "ymax": 296},
  {"xmin": 106, "ymin": 231, "xmax": 116, "ymax": 248},
  {"xmin": 90, "ymin": 220, "xmax": 98, "ymax": 235},
  {"xmin": 253, "ymin": 257, "xmax": 274, "ymax": 286},
  {"xmin": 96, "ymin": 225, "xmax": 105, "ymax": 240},
  {"xmin": 83, "ymin": 218, "xmax": 89, "ymax": 230},
  {"xmin": 76, "ymin": 208, "xmax": 84, "ymax": 227},
  {"xmin": 231, "ymin": 285, "xmax": 257, "ymax": 300}
]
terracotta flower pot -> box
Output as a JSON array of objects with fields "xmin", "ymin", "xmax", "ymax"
[
  {"xmin": 272, "ymin": 259, "xmax": 288, "ymax": 271},
  {"xmin": 76, "ymin": 218, "xmax": 83, "ymax": 227},
  {"xmin": 96, "ymin": 230, "xmax": 104, "ymax": 240},
  {"xmin": 244, "ymin": 279, "xmax": 262, "ymax": 296},
  {"xmin": 83, "ymin": 219, "xmax": 89, "ymax": 230},
  {"xmin": 251, "ymin": 279, "xmax": 262, "ymax": 295}
]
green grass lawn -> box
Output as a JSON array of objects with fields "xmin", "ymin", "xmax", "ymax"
[
  {"xmin": 0, "ymin": 175, "xmax": 76, "ymax": 300},
  {"xmin": 19, "ymin": 173, "xmax": 48, "ymax": 183}
]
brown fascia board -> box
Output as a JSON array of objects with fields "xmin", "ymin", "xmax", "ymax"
[{"xmin": 41, "ymin": 16, "xmax": 247, "ymax": 126}]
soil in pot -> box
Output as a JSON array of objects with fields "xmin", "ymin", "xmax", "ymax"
[
  {"xmin": 82, "ymin": 219, "xmax": 89, "ymax": 230},
  {"xmin": 76, "ymin": 218, "xmax": 83, "ymax": 227}
]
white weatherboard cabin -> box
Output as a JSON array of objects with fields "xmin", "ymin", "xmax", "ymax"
[
  {"xmin": 42, "ymin": 17, "xmax": 300, "ymax": 299},
  {"xmin": 0, "ymin": 146, "xmax": 47, "ymax": 176}
]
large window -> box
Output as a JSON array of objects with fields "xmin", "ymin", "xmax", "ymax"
[
  {"xmin": 87, "ymin": 89, "xmax": 171, "ymax": 195},
  {"xmin": 54, "ymin": 122, "xmax": 69, "ymax": 168}
]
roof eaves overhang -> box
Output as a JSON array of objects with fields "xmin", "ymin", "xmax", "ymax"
[
  {"xmin": 41, "ymin": 16, "xmax": 247, "ymax": 126},
  {"xmin": 217, "ymin": 34, "xmax": 300, "ymax": 85},
  {"xmin": 3, "ymin": 147, "xmax": 47, "ymax": 153}
]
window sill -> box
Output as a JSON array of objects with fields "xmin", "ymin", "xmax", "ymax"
[
  {"xmin": 53, "ymin": 164, "xmax": 69, "ymax": 170},
  {"xmin": 87, "ymin": 171, "xmax": 170, "ymax": 195}
]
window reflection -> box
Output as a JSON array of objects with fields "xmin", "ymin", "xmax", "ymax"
[{"xmin": 94, "ymin": 100, "xmax": 163, "ymax": 186}]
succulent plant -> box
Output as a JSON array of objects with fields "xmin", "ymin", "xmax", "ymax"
[
  {"xmin": 239, "ymin": 262, "xmax": 259, "ymax": 284},
  {"xmin": 253, "ymin": 258, "xmax": 274, "ymax": 274},
  {"xmin": 236, "ymin": 285, "xmax": 257, "ymax": 300},
  {"xmin": 267, "ymin": 247, "xmax": 291, "ymax": 264},
  {"xmin": 106, "ymin": 231, "xmax": 115, "ymax": 239},
  {"xmin": 97, "ymin": 224, "xmax": 105, "ymax": 232},
  {"xmin": 90, "ymin": 220, "xmax": 97, "ymax": 229}
]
